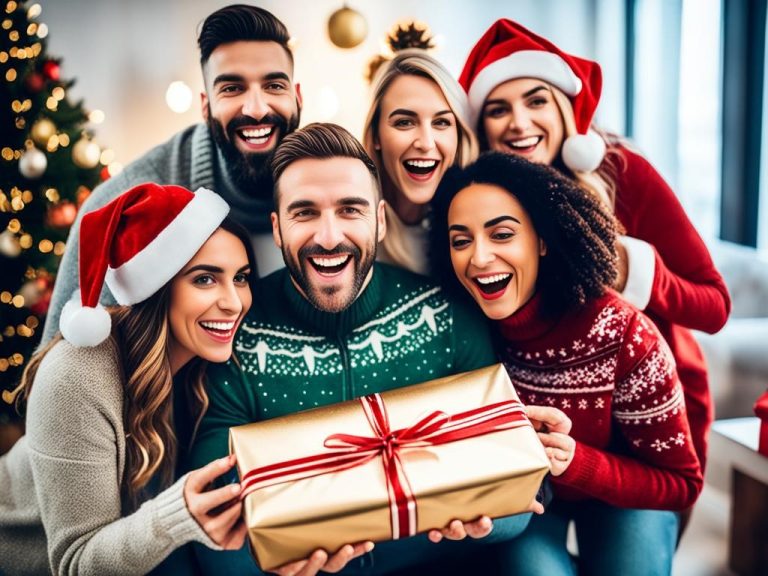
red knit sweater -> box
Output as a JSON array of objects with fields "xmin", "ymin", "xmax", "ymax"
[
  {"xmin": 498, "ymin": 291, "xmax": 703, "ymax": 511},
  {"xmin": 612, "ymin": 147, "xmax": 731, "ymax": 471}
]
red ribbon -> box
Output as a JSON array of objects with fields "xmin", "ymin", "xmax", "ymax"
[{"xmin": 239, "ymin": 394, "xmax": 530, "ymax": 539}]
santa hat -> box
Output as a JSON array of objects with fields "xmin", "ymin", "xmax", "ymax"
[
  {"xmin": 459, "ymin": 19, "xmax": 605, "ymax": 173},
  {"xmin": 60, "ymin": 183, "xmax": 230, "ymax": 347}
]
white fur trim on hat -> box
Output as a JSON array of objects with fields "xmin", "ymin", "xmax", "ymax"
[
  {"xmin": 561, "ymin": 131, "xmax": 606, "ymax": 173},
  {"xmin": 105, "ymin": 187, "xmax": 229, "ymax": 305},
  {"xmin": 467, "ymin": 50, "xmax": 582, "ymax": 128},
  {"xmin": 60, "ymin": 296, "xmax": 112, "ymax": 347},
  {"xmin": 619, "ymin": 235, "xmax": 656, "ymax": 310}
]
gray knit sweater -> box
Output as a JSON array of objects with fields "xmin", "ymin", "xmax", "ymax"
[
  {"xmin": 0, "ymin": 340, "xmax": 218, "ymax": 575},
  {"xmin": 41, "ymin": 123, "xmax": 283, "ymax": 345}
]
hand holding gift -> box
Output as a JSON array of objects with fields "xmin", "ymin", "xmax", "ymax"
[
  {"xmin": 271, "ymin": 514, "xmax": 503, "ymax": 575},
  {"xmin": 270, "ymin": 542, "xmax": 375, "ymax": 576},
  {"xmin": 183, "ymin": 454, "xmax": 248, "ymax": 550},
  {"xmin": 524, "ymin": 405, "xmax": 576, "ymax": 476}
]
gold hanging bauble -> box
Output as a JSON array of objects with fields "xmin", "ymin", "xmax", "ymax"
[
  {"xmin": 328, "ymin": 5, "xmax": 367, "ymax": 49},
  {"xmin": 72, "ymin": 135, "xmax": 101, "ymax": 169},
  {"xmin": 31, "ymin": 117, "xmax": 56, "ymax": 147}
]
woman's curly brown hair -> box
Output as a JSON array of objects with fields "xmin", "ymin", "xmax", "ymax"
[{"xmin": 429, "ymin": 152, "xmax": 619, "ymax": 313}]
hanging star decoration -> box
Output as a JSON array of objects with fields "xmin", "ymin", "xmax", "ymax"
[{"xmin": 365, "ymin": 21, "xmax": 435, "ymax": 84}]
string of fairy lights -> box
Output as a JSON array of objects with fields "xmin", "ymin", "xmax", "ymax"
[{"xmin": 0, "ymin": 1, "xmax": 118, "ymax": 387}]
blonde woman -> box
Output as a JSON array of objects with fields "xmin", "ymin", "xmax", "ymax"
[
  {"xmin": 0, "ymin": 183, "xmax": 254, "ymax": 575},
  {"xmin": 459, "ymin": 19, "xmax": 730, "ymax": 480},
  {"xmin": 363, "ymin": 49, "xmax": 478, "ymax": 274}
]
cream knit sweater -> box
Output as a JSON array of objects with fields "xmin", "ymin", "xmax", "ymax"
[{"xmin": 0, "ymin": 339, "xmax": 218, "ymax": 575}]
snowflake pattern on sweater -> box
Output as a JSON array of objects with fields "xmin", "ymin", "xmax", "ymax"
[
  {"xmin": 499, "ymin": 291, "xmax": 702, "ymax": 510},
  {"xmin": 236, "ymin": 286, "xmax": 450, "ymax": 378}
]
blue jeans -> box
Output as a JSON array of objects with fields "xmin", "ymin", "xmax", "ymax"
[
  {"xmin": 195, "ymin": 513, "xmax": 532, "ymax": 575},
  {"xmin": 497, "ymin": 500, "xmax": 680, "ymax": 576}
]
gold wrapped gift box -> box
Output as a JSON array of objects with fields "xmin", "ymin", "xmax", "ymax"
[{"xmin": 229, "ymin": 363, "xmax": 550, "ymax": 571}]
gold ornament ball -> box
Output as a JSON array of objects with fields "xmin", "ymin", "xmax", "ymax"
[
  {"xmin": 31, "ymin": 118, "xmax": 56, "ymax": 146},
  {"xmin": 72, "ymin": 137, "xmax": 101, "ymax": 169},
  {"xmin": 328, "ymin": 6, "xmax": 367, "ymax": 48}
]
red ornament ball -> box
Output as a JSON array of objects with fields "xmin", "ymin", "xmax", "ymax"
[
  {"xmin": 47, "ymin": 201, "xmax": 77, "ymax": 228},
  {"xmin": 42, "ymin": 60, "xmax": 60, "ymax": 81},
  {"xmin": 25, "ymin": 72, "xmax": 45, "ymax": 93}
]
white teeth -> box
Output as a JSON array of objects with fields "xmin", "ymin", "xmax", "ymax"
[
  {"xmin": 200, "ymin": 321, "xmax": 236, "ymax": 331},
  {"xmin": 311, "ymin": 255, "xmax": 349, "ymax": 267},
  {"xmin": 405, "ymin": 159, "xmax": 437, "ymax": 168},
  {"xmin": 509, "ymin": 136, "xmax": 540, "ymax": 148},
  {"xmin": 476, "ymin": 273, "xmax": 510, "ymax": 285},
  {"xmin": 241, "ymin": 127, "xmax": 272, "ymax": 138}
]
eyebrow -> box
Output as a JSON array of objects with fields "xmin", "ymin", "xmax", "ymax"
[
  {"xmin": 183, "ymin": 264, "xmax": 251, "ymax": 276},
  {"xmin": 388, "ymin": 108, "xmax": 453, "ymax": 119},
  {"xmin": 285, "ymin": 196, "xmax": 371, "ymax": 212},
  {"xmin": 485, "ymin": 215, "xmax": 521, "ymax": 227},
  {"xmin": 483, "ymin": 85, "xmax": 548, "ymax": 109},
  {"xmin": 213, "ymin": 71, "xmax": 290, "ymax": 87},
  {"xmin": 212, "ymin": 73, "xmax": 245, "ymax": 87},
  {"xmin": 448, "ymin": 215, "xmax": 521, "ymax": 232}
]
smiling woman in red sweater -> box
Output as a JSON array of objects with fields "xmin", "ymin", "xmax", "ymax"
[
  {"xmin": 459, "ymin": 19, "xmax": 730, "ymax": 480},
  {"xmin": 430, "ymin": 152, "xmax": 703, "ymax": 576}
]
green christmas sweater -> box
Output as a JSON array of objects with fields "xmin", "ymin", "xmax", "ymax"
[{"xmin": 190, "ymin": 263, "xmax": 496, "ymax": 468}]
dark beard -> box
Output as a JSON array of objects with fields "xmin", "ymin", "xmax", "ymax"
[
  {"xmin": 207, "ymin": 109, "xmax": 300, "ymax": 192},
  {"xmin": 283, "ymin": 239, "xmax": 376, "ymax": 313}
]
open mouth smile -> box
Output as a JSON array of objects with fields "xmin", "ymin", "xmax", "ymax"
[
  {"xmin": 237, "ymin": 126, "xmax": 276, "ymax": 148},
  {"xmin": 403, "ymin": 159, "xmax": 439, "ymax": 181},
  {"xmin": 308, "ymin": 254, "xmax": 351, "ymax": 276},
  {"xmin": 473, "ymin": 273, "xmax": 512, "ymax": 300},
  {"xmin": 199, "ymin": 320, "xmax": 237, "ymax": 342},
  {"xmin": 504, "ymin": 136, "xmax": 542, "ymax": 153}
]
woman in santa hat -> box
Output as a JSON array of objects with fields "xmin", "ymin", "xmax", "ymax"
[
  {"xmin": 363, "ymin": 49, "xmax": 478, "ymax": 275},
  {"xmin": 430, "ymin": 151, "xmax": 703, "ymax": 575},
  {"xmin": 459, "ymin": 18, "xmax": 729, "ymax": 486},
  {"xmin": 0, "ymin": 183, "xmax": 254, "ymax": 575}
]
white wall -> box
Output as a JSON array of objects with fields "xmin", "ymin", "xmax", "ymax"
[{"xmin": 39, "ymin": 0, "xmax": 623, "ymax": 165}]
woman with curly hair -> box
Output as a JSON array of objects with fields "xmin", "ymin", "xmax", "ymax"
[
  {"xmin": 0, "ymin": 183, "xmax": 254, "ymax": 575},
  {"xmin": 430, "ymin": 152, "xmax": 703, "ymax": 575},
  {"xmin": 458, "ymin": 18, "xmax": 730, "ymax": 477}
]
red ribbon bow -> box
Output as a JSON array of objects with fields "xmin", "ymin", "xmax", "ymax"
[{"xmin": 240, "ymin": 394, "xmax": 530, "ymax": 539}]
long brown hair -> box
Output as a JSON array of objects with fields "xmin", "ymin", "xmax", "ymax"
[
  {"xmin": 18, "ymin": 291, "xmax": 207, "ymax": 511},
  {"xmin": 18, "ymin": 217, "xmax": 255, "ymax": 511}
]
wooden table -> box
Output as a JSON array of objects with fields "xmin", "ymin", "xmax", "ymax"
[{"xmin": 710, "ymin": 418, "xmax": 768, "ymax": 576}]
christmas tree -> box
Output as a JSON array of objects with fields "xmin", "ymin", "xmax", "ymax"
[{"xmin": 0, "ymin": 0, "xmax": 108, "ymax": 421}]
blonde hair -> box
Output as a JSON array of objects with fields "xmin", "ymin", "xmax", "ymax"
[
  {"xmin": 363, "ymin": 49, "xmax": 479, "ymax": 272},
  {"xmin": 548, "ymin": 87, "xmax": 624, "ymax": 211}
]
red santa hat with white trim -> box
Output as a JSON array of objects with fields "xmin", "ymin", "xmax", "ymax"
[
  {"xmin": 60, "ymin": 182, "xmax": 230, "ymax": 347},
  {"xmin": 459, "ymin": 18, "xmax": 606, "ymax": 173}
]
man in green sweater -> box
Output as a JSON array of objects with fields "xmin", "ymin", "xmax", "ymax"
[{"xmin": 191, "ymin": 123, "xmax": 548, "ymax": 575}]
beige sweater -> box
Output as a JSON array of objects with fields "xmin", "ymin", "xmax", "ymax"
[{"xmin": 0, "ymin": 339, "xmax": 218, "ymax": 575}]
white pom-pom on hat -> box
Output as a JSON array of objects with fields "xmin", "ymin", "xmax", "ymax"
[
  {"xmin": 459, "ymin": 19, "xmax": 606, "ymax": 174},
  {"xmin": 60, "ymin": 298, "xmax": 112, "ymax": 347},
  {"xmin": 561, "ymin": 131, "xmax": 606, "ymax": 173}
]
